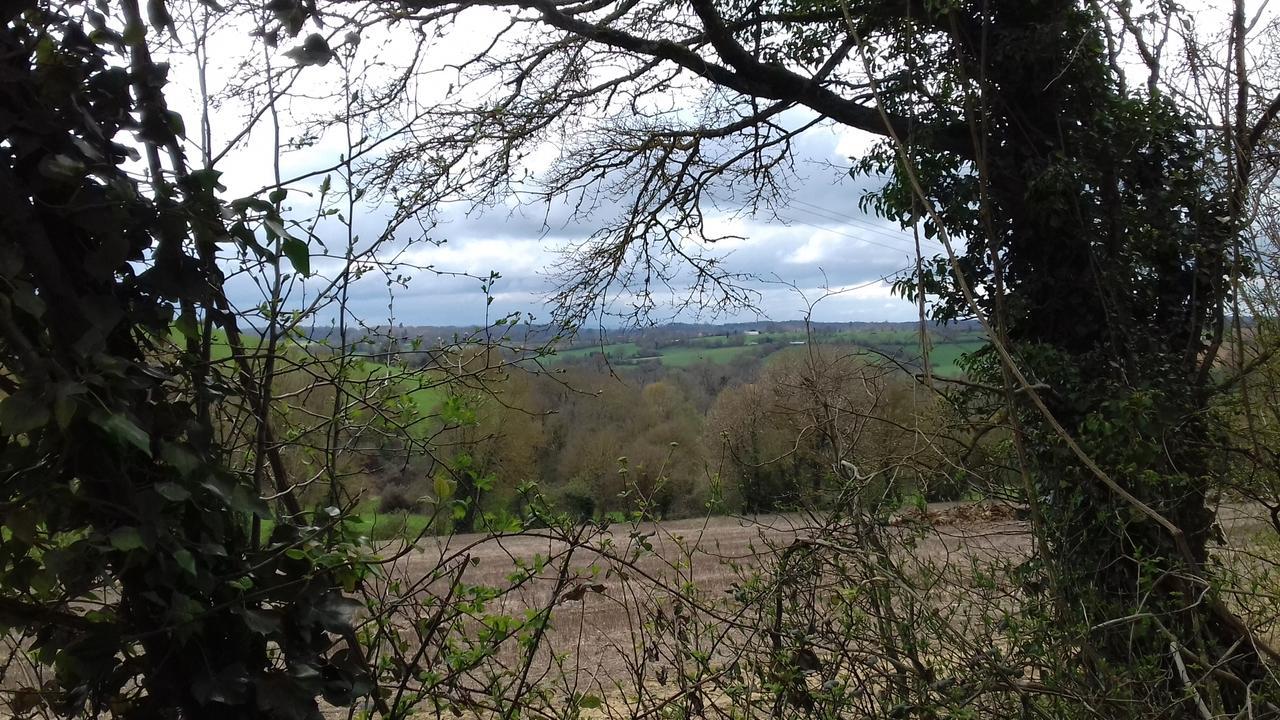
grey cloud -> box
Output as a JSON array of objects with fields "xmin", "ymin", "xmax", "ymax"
[{"xmin": 235, "ymin": 121, "xmax": 922, "ymax": 327}]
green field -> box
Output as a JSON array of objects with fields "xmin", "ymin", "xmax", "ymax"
[
  {"xmin": 549, "ymin": 340, "xmax": 762, "ymax": 367},
  {"xmin": 553, "ymin": 330, "xmax": 985, "ymax": 377},
  {"xmin": 260, "ymin": 503, "xmax": 433, "ymax": 543},
  {"xmin": 921, "ymin": 341, "xmax": 983, "ymax": 377},
  {"xmin": 551, "ymin": 342, "xmax": 642, "ymax": 361},
  {"xmin": 652, "ymin": 344, "xmax": 761, "ymax": 367},
  {"xmin": 343, "ymin": 507, "xmax": 432, "ymax": 541}
]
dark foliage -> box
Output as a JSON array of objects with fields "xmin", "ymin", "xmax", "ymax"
[{"xmin": 0, "ymin": 3, "xmax": 374, "ymax": 717}]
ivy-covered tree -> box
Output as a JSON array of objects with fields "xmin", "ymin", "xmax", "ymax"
[
  {"xmin": 862, "ymin": 1, "xmax": 1273, "ymax": 709},
  {"xmin": 0, "ymin": 3, "xmax": 378, "ymax": 716}
]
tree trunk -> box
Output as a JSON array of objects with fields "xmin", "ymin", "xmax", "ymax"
[{"xmin": 966, "ymin": 1, "xmax": 1264, "ymax": 713}]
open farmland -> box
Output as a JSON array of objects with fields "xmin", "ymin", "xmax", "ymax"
[
  {"xmin": 354, "ymin": 503, "xmax": 1276, "ymax": 717},
  {"xmin": 551, "ymin": 327, "xmax": 985, "ymax": 377},
  {"xmin": 385, "ymin": 506, "xmax": 1032, "ymax": 684}
]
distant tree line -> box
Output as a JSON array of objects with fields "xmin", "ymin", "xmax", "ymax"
[{"xmin": 363, "ymin": 346, "xmax": 969, "ymax": 526}]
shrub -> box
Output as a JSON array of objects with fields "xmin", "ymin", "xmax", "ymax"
[{"xmin": 378, "ymin": 487, "xmax": 423, "ymax": 514}]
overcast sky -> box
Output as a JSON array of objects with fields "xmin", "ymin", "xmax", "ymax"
[
  {"xmin": 386, "ymin": 127, "xmax": 938, "ymax": 327},
  {"xmin": 165, "ymin": 8, "xmax": 951, "ymax": 329},
  {"xmin": 151, "ymin": 0, "xmax": 1265, "ymax": 331}
]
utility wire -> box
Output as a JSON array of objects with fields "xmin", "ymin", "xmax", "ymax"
[
  {"xmin": 787, "ymin": 198, "xmax": 949, "ymax": 254},
  {"xmin": 776, "ymin": 214, "xmax": 940, "ymax": 259}
]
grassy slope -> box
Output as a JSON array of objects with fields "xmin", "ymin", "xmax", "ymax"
[{"xmin": 655, "ymin": 345, "xmax": 760, "ymax": 367}]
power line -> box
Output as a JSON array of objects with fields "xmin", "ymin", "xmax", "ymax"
[
  {"xmin": 777, "ymin": 214, "xmax": 938, "ymax": 259},
  {"xmin": 788, "ymin": 198, "xmax": 949, "ymax": 254}
]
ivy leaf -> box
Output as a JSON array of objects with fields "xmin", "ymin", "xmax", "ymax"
[
  {"xmin": 261, "ymin": 217, "xmax": 308, "ymax": 276},
  {"xmin": 199, "ymin": 541, "xmax": 227, "ymax": 557},
  {"xmin": 95, "ymin": 412, "xmax": 152, "ymax": 456},
  {"xmin": 231, "ymin": 197, "xmax": 274, "ymax": 214},
  {"xmin": 161, "ymin": 442, "xmax": 201, "ymax": 477},
  {"xmin": 256, "ymin": 673, "xmax": 314, "ymax": 719},
  {"xmin": 227, "ymin": 576, "xmax": 254, "ymax": 592},
  {"xmin": 0, "ymin": 392, "xmax": 50, "ymax": 435},
  {"xmin": 228, "ymin": 222, "xmax": 272, "ymax": 260},
  {"xmin": 266, "ymin": 0, "xmax": 306, "ymax": 35},
  {"xmin": 240, "ymin": 607, "xmax": 282, "ymax": 635},
  {"xmin": 313, "ymin": 592, "xmax": 362, "ymax": 634},
  {"xmin": 155, "ymin": 481, "xmax": 191, "ymax": 502},
  {"xmin": 164, "ymin": 110, "xmax": 186, "ymax": 138},
  {"xmin": 264, "ymin": 217, "xmax": 287, "ymax": 239},
  {"xmin": 53, "ymin": 392, "xmax": 77, "ymax": 429},
  {"xmin": 283, "ymin": 33, "xmax": 333, "ymax": 67},
  {"xmin": 146, "ymin": 0, "xmax": 175, "ymax": 36},
  {"xmin": 109, "ymin": 527, "xmax": 146, "ymax": 552},
  {"xmin": 281, "ymin": 237, "xmax": 311, "ymax": 276},
  {"xmin": 174, "ymin": 548, "xmax": 197, "ymax": 576},
  {"xmin": 10, "ymin": 284, "xmax": 45, "ymax": 318},
  {"xmin": 187, "ymin": 168, "xmax": 224, "ymax": 193},
  {"xmin": 6, "ymin": 510, "xmax": 36, "ymax": 545}
]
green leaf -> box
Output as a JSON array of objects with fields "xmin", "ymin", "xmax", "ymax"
[
  {"xmin": 95, "ymin": 413, "xmax": 152, "ymax": 456},
  {"xmin": 165, "ymin": 110, "xmax": 186, "ymax": 137},
  {"xmin": 262, "ymin": 217, "xmax": 290, "ymax": 239},
  {"xmin": 281, "ymin": 237, "xmax": 310, "ymax": 276},
  {"xmin": 172, "ymin": 311, "xmax": 199, "ymax": 340},
  {"xmin": 434, "ymin": 475, "xmax": 455, "ymax": 501},
  {"xmin": 161, "ymin": 443, "xmax": 200, "ymax": 477},
  {"xmin": 155, "ymin": 481, "xmax": 191, "ymax": 502},
  {"xmin": 53, "ymin": 383, "xmax": 84, "ymax": 429},
  {"xmin": 240, "ymin": 607, "xmax": 281, "ymax": 635},
  {"xmin": 199, "ymin": 541, "xmax": 227, "ymax": 557},
  {"xmin": 231, "ymin": 197, "xmax": 273, "ymax": 214},
  {"xmin": 174, "ymin": 548, "xmax": 197, "ymax": 576},
  {"xmin": 109, "ymin": 527, "xmax": 146, "ymax": 552},
  {"xmin": 283, "ymin": 33, "xmax": 334, "ymax": 67},
  {"xmin": 11, "ymin": 285, "xmax": 45, "ymax": 318},
  {"xmin": 200, "ymin": 477, "xmax": 234, "ymax": 504},
  {"xmin": 147, "ymin": 0, "xmax": 174, "ymax": 34},
  {"xmin": 578, "ymin": 695, "xmax": 603, "ymax": 710},
  {"xmin": 229, "ymin": 484, "xmax": 271, "ymax": 518},
  {"xmin": 187, "ymin": 168, "xmax": 224, "ymax": 193},
  {"xmin": 0, "ymin": 392, "xmax": 50, "ymax": 435},
  {"xmin": 6, "ymin": 511, "xmax": 36, "ymax": 545},
  {"xmin": 313, "ymin": 592, "xmax": 362, "ymax": 633}
]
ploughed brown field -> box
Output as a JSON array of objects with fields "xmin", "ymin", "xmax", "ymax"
[{"xmin": 362, "ymin": 503, "xmax": 1274, "ymax": 716}]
